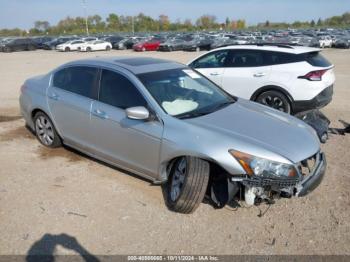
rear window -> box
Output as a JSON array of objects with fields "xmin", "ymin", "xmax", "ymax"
[{"xmin": 301, "ymin": 52, "xmax": 332, "ymax": 67}]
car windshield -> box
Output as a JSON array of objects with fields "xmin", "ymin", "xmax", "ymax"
[{"xmin": 137, "ymin": 68, "xmax": 236, "ymax": 119}]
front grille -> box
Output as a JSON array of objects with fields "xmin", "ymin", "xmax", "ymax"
[{"xmin": 242, "ymin": 177, "xmax": 299, "ymax": 188}]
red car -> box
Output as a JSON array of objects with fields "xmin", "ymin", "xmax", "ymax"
[{"xmin": 133, "ymin": 40, "xmax": 161, "ymax": 51}]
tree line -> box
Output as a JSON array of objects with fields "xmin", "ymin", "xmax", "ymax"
[{"xmin": 1, "ymin": 12, "xmax": 349, "ymax": 37}]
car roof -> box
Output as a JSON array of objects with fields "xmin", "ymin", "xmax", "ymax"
[
  {"xmin": 215, "ymin": 44, "xmax": 321, "ymax": 54},
  {"xmin": 63, "ymin": 56, "xmax": 185, "ymax": 74}
]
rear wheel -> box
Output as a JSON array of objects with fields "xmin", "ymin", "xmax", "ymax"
[
  {"xmin": 106, "ymin": 45, "xmax": 111, "ymax": 51},
  {"xmin": 86, "ymin": 47, "xmax": 92, "ymax": 52},
  {"xmin": 166, "ymin": 156, "xmax": 209, "ymax": 214},
  {"xmin": 256, "ymin": 90, "xmax": 291, "ymax": 114},
  {"xmin": 34, "ymin": 112, "xmax": 61, "ymax": 148},
  {"xmin": 64, "ymin": 47, "xmax": 70, "ymax": 52}
]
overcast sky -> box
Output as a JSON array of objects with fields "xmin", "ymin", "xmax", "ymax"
[{"xmin": 0, "ymin": 0, "xmax": 349, "ymax": 29}]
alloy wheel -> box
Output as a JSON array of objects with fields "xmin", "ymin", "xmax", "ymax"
[
  {"xmin": 170, "ymin": 157, "xmax": 187, "ymax": 202},
  {"xmin": 35, "ymin": 115, "xmax": 54, "ymax": 146}
]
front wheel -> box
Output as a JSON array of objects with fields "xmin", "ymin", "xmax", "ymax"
[
  {"xmin": 106, "ymin": 45, "xmax": 111, "ymax": 51},
  {"xmin": 34, "ymin": 112, "xmax": 61, "ymax": 148},
  {"xmin": 256, "ymin": 90, "xmax": 291, "ymax": 114},
  {"xmin": 166, "ymin": 156, "xmax": 209, "ymax": 214}
]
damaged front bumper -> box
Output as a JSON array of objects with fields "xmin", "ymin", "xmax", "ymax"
[
  {"xmin": 296, "ymin": 152, "xmax": 327, "ymax": 197},
  {"xmin": 229, "ymin": 152, "xmax": 327, "ymax": 205}
]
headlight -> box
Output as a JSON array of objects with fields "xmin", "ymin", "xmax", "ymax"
[{"xmin": 229, "ymin": 150, "xmax": 297, "ymax": 178}]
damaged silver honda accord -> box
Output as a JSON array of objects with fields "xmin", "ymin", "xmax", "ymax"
[{"xmin": 20, "ymin": 57, "xmax": 326, "ymax": 213}]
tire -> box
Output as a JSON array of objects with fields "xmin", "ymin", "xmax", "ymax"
[
  {"xmin": 256, "ymin": 90, "xmax": 291, "ymax": 114},
  {"xmin": 4, "ymin": 47, "xmax": 11, "ymax": 52},
  {"xmin": 166, "ymin": 156, "xmax": 210, "ymax": 214},
  {"xmin": 86, "ymin": 47, "xmax": 92, "ymax": 52},
  {"xmin": 64, "ymin": 47, "xmax": 70, "ymax": 52},
  {"xmin": 106, "ymin": 45, "xmax": 111, "ymax": 51},
  {"xmin": 34, "ymin": 112, "xmax": 61, "ymax": 148}
]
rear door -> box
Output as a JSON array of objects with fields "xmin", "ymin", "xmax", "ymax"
[
  {"xmin": 189, "ymin": 49, "xmax": 230, "ymax": 86},
  {"xmin": 47, "ymin": 66, "xmax": 99, "ymax": 148},
  {"xmin": 90, "ymin": 69, "xmax": 163, "ymax": 178},
  {"xmin": 221, "ymin": 49, "xmax": 271, "ymax": 99}
]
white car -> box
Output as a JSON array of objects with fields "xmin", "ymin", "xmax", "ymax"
[
  {"xmin": 79, "ymin": 40, "xmax": 112, "ymax": 52},
  {"xmin": 318, "ymin": 36, "xmax": 333, "ymax": 48},
  {"xmin": 188, "ymin": 44, "xmax": 335, "ymax": 114},
  {"xmin": 56, "ymin": 40, "xmax": 86, "ymax": 52}
]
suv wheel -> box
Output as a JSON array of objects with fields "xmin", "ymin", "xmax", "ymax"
[
  {"xmin": 256, "ymin": 90, "xmax": 291, "ymax": 114},
  {"xmin": 166, "ymin": 156, "xmax": 209, "ymax": 214},
  {"xmin": 34, "ymin": 112, "xmax": 61, "ymax": 148}
]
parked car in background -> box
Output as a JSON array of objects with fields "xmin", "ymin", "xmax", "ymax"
[
  {"xmin": 183, "ymin": 36, "xmax": 213, "ymax": 51},
  {"xmin": 32, "ymin": 36, "xmax": 54, "ymax": 49},
  {"xmin": 56, "ymin": 40, "xmax": 86, "ymax": 52},
  {"xmin": 20, "ymin": 57, "xmax": 326, "ymax": 213},
  {"xmin": 133, "ymin": 40, "xmax": 161, "ymax": 51},
  {"xmin": 333, "ymin": 37, "xmax": 350, "ymax": 48},
  {"xmin": 318, "ymin": 36, "xmax": 333, "ymax": 48},
  {"xmin": 158, "ymin": 38, "xmax": 186, "ymax": 51},
  {"xmin": 0, "ymin": 38, "xmax": 37, "ymax": 52},
  {"xmin": 79, "ymin": 40, "xmax": 112, "ymax": 52},
  {"xmin": 188, "ymin": 44, "xmax": 335, "ymax": 114},
  {"xmin": 42, "ymin": 37, "xmax": 77, "ymax": 50},
  {"xmin": 102, "ymin": 36, "xmax": 124, "ymax": 48},
  {"xmin": 115, "ymin": 37, "xmax": 145, "ymax": 50}
]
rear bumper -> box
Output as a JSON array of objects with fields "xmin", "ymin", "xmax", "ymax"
[
  {"xmin": 297, "ymin": 152, "xmax": 327, "ymax": 197},
  {"xmin": 293, "ymin": 85, "xmax": 333, "ymax": 113}
]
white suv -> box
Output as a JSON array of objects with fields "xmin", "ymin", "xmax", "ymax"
[{"xmin": 188, "ymin": 44, "xmax": 335, "ymax": 114}]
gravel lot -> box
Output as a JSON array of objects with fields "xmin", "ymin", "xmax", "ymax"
[{"xmin": 0, "ymin": 49, "xmax": 349, "ymax": 256}]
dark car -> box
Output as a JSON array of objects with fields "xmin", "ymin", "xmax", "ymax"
[
  {"xmin": 333, "ymin": 38, "xmax": 350, "ymax": 48},
  {"xmin": 33, "ymin": 36, "xmax": 54, "ymax": 49},
  {"xmin": 158, "ymin": 38, "xmax": 186, "ymax": 51},
  {"xmin": 210, "ymin": 38, "xmax": 236, "ymax": 49},
  {"xmin": 183, "ymin": 36, "xmax": 214, "ymax": 51},
  {"xmin": 102, "ymin": 36, "xmax": 124, "ymax": 48},
  {"xmin": 0, "ymin": 38, "xmax": 37, "ymax": 52},
  {"xmin": 42, "ymin": 37, "xmax": 77, "ymax": 50}
]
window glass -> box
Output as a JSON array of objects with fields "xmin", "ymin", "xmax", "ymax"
[
  {"xmin": 192, "ymin": 50, "xmax": 229, "ymax": 68},
  {"xmin": 137, "ymin": 68, "xmax": 235, "ymax": 117},
  {"xmin": 227, "ymin": 50, "xmax": 263, "ymax": 67},
  {"xmin": 262, "ymin": 51, "xmax": 298, "ymax": 65},
  {"xmin": 99, "ymin": 70, "xmax": 147, "ymax": 109},
  {"xmin": 52, "ymin": 66, "xmax": 98, "ymax": 98},
  {"xmin": 301, "ymin": 52, "xmax": 332, "ymax": 67}
]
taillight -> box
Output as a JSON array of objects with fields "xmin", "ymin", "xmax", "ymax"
[{"xmin": 298, "ymin": 69, "xmax": 328, "ymax": 81}]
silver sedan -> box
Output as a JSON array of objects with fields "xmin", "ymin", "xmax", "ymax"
[{"xmin": 20, "ymin": 57, "xmax": 326, "ymax": 213}]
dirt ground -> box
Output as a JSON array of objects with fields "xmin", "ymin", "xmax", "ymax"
[{"xmin": 0, "ymin": 48, "xmax": 349, "ymax": 256}]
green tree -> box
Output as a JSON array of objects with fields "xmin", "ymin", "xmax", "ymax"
[{"xmin": 106, "ymin": 13, "xmax": 120, "ymax": 32}]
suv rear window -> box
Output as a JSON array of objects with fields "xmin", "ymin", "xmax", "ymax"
[{"xmin": 300, "ymin": 52, "xmax": 332, "ymax": 67}]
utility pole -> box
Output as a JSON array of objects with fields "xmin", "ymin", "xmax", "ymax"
[
  {"xmin": 132, "ymin": 16, "xmax": 135, "ymax": 36},
  {"xmin": 82, "ymin": 0, "xmax": 89, "ymax": 35}
]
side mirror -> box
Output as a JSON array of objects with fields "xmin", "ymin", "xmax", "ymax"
[{"xmin": 125, "ymin": 106, "xmax": 150, "ymax": 120}]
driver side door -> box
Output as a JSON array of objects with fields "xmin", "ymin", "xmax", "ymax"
[{"xmin": 90, "ymin": 69, "xmax": 163, "ymax": 179}]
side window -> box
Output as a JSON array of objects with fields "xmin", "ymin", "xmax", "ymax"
[
  {"xmin": 263, "ymin": 51, "xmax": 298, "ymax": 66},
  {"xmin": 227, "ymin": 50, "xmax": 264, "ymax": 67},
  {"xmin": 52, "ymin": 66, "xmax": 98, "ymax": 98},
  {"xmin": 99, "ymin": 70, "xmax": 147, "ymax": 109},
  {"xmin": 191, "ymin": 50, "xmax": 229, "ymax": 68}
]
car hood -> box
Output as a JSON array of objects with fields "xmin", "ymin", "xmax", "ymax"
[{"xmin": 186, "ymin": 99, "xmax": 320, "ymax": 163}]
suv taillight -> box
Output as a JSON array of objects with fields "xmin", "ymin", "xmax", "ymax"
[{"xmin": 298, "ymin": 69, "xmax": 328, "ymax": 81}]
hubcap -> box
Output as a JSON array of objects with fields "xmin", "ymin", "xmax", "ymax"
[
  {"xmin": 35, "ymin": 116, "xmax": 54, "ymax": 146},
  {"xmin": 259, "ymin": 95, "xmax": 287, "ymax": 112},
  {"xmin": 170, "ymin": 157, "xmax": 187, "ymax": 201}
]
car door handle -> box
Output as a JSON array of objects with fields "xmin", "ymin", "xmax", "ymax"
[
  {"xmin": 210, "ymin": 72, "xmax": 220, "ymax": 76},
  {"xmin": 48, "ymin": 93, "xmax": 59, "ymax": 101},
  {"xmin": 253, "ymin": 72, "xmax": 266, "ymax": 77},
  {"xmin": 92, "ymin": 109, "xmax": 108, "ymax": 119}
]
